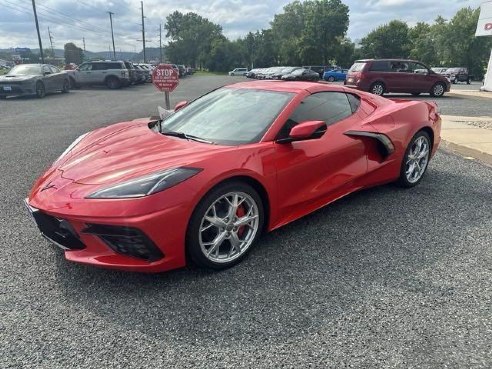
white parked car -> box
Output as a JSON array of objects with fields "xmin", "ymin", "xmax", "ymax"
[{"xmin": 228, "ymin": 68, "xmax": 248, "ymax": 76}]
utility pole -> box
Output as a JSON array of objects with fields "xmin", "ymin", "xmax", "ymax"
[
  {"xmin": 32, "ymin": 0, "xmax": 44, "ymax": 63},
  {"xmin": 48, "ymin": 27, "xmax": 54, "ymax": 57},
  {"xmin": 159, "ymin": 23, "xmax": 162, "ymax": 63},
  {"xmin": 108, "ymin": 11, "xmax": 116, "ymax": 60},
  {"xmin": 82, "ymin": 37, "xmax": 86, "ymax": 52},
  {"xmin": 140, "ymin": 1, "xmax": 146, "ymax": 63}
]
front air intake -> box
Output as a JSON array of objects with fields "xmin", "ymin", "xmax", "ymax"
[{"xmin": 82, "ymin": 224, "xmax": 164, "ymax": 262}]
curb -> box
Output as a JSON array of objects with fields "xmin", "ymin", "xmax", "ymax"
[{"xmin": 440, "ymin": 139, "xmax": 492, "ymax": 166}]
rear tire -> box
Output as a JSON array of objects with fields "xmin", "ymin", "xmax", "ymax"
[
  {"xmin": 430, "ymin": 82, "xmax": 446, "ymax": 97},
  {"xmin": 105, "ymin": 76, "xmax": 121, "ymax": 89},
  {"xmin": 370, "ymin": 82, "xmax": 385, "ymax": 96},
  {"xmin": 186, "ymin": 181, "xmax": 264, "ymax": 270},
  {"xmin": 411, "ymin": 92, "xmax": 421, "ymax": 96},
  {"xmin": 397, "ymin": 131, "xmax": 431, "ymax": 188}
]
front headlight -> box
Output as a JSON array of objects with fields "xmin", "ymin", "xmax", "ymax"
[
  {"xmin": 55, "ymin": 132, "xmax": 89, "ymax": 163},
  {"xmin": 86, "ymin": 167, "xmax": 202, "ymax": 199}
]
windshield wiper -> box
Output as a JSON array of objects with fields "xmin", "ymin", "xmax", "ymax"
[{"xmin": 161, "ymin": 130, "xmax": 214, "ymax": 144}]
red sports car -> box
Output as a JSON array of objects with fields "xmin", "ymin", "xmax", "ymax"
[{"xmin": 26, "ymin": 81, "xmax": 441, "ymax": 272}]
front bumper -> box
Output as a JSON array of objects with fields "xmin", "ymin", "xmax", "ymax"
[
  {"xmin": 0, "ymin": 83, "xmax": 35, "ymax": 97},
  {"xmin": 24, "ymin": 197, "xmax": 189, "ymax": 273}
]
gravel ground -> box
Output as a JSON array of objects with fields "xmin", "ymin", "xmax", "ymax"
[
  {"xmin": 454, "ymin": 120, "xmax": 492, "ymax": 130},
  {"xmin": 1, "ymin": 76, "xmax": 491, "ymax": 368}
]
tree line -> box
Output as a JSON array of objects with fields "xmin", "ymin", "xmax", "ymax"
[{"xmin": 166, "ymin": 0, "xmax": 492, "ymax": 78}]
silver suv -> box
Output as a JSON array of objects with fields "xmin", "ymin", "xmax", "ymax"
[{"xmin": 74, "ymin": 61, "xmax": 131, "ymax": 89}]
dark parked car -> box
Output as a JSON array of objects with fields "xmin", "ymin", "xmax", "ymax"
[
  {"xmin": 0, "ymin": 64, "xmax": 70, "ymax": 99},
  {"xmin": 445, "ymin": 67, "xmax": 472, "ymax": 84},
  {"xmin": 281, "ymin": 68, "xmax": 320, "ymax": 81},
  {"xmin": 345, "ymin": 59, "xmax": 451, "ymax": 97},
  {"xmin": 271, "ymin": 66, "xmax": 301, "ymax": 79},
  {"xmin": 302, "ymin": 65, "xmax": 330, "ymax": 78}
]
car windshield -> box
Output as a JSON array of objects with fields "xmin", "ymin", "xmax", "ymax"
[
  {"xmin": 291, "ymin": 69, "xmax": 305, "ymax": 75},
  {"xmin": 349, "ymin": 62, "xmax": 366, "ymax": 72},
  {"xmin": 7, "ymin": 65, "xmax": 42, "ymax": 75},
  {"xmin": 161, "ymin": 87, "xmax": 294, "ymax": 145}
]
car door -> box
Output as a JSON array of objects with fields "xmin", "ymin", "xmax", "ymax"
[
  {"xmin": 41, "ymin": 65, "xmax": 55, "ymax": 91},
  {"xmin": 274, "ymin": 92, "xmax": 367, "ymax": 221},
  {"xmin": 49, "ymin": 65, "xmax": 64, "ymax": 90},
  {"xmin": 397, "ymin": 62, "xmax": 431, "ymax": 93},
  {"xmin": 77, "ymin": 62, "xmax": 95, "ymax": 84}
]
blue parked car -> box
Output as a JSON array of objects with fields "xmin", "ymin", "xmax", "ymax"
[{"xmin": 323, "ymin": 69, "xmax": 348, "ymax": 82}]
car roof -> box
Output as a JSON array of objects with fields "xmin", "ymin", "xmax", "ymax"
[{"xmin": 227, "ymin": 80, "xmax": 349, "ymax": 94}]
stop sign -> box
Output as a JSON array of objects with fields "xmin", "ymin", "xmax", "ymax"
[{"xmin": 152, "ymin": 64, "xmax": 179, "ymax": 92}]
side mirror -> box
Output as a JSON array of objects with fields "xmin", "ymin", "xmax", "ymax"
[
  {"xmin": 277, "ymin": 120, "xmax": 327, "ymax": 144},
  {"xmin": 174, "ymin": 100, "xmax": 188, "ymax": 112}
]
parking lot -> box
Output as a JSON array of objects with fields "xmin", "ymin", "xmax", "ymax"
[{"xmin": 1, "ymin": 76, "xmax": 491, "ymax": 368}]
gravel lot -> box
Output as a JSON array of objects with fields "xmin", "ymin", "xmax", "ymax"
[{"xmin": 1, "ymin": 76, "xmax": 491, "ymax": 368}]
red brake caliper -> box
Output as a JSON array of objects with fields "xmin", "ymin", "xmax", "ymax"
[{"xmin": 236, "ymin": 205, "xmax": 246, "ymax": 238}]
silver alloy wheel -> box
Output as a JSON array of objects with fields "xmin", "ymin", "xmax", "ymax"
[
  {"xmin": 371, "ymin": 83, "xmax": 384, "ymax": 95},
  {"xmin": 199, "ymin": 191, "xmax": 259, "ymax": 264},
  {"xmin": 405, "ymin": 136, "xmax": 430, "ymax": 183},
  {"xmin": 433, "ymin": 83, "xmax": 444, "ymax": 96}
]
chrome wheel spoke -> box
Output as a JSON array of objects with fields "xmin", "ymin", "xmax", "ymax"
[
  {"xmin": 229, "ymin": 232, "xmax": 241, "ymax": 256},
  {"xmin": 234, "ymin": 208, "xmax": 257, "ymax": 228},
  {"xmin": 205, "ymin": 231, "xmax": 228, "ymax": 257}
]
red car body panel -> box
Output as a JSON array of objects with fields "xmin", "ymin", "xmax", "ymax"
[{"xmin": 27, "ymin": 81, "xmax": 441, "ymax": 272}]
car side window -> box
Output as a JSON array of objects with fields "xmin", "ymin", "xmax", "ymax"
[
  {"xmin": 369, "ymin": 61, "xmax": 390, "ymax": 72},
  {"xmin": 91, "ymin": 63, "xmax": 108, "ymax": 71},
  {"xmin": 346, "ymin": 94, "xmax": 361, "ymax": 113},
  {"xmin": 277, "ymin": 92, "xmax": 353, "ymax": 139},
  {"xmin": 79, "ymin": 63, "xmax": 92, "ymax": 71}
]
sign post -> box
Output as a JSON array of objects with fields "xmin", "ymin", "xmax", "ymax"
[{"xmin": 152, "ymin": 64, "xmax": 179, "ymax": 109}]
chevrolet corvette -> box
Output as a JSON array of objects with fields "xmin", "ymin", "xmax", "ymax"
[{"xmin": 26, "ymin": 81, "xmax": 441, "ymax": 272}]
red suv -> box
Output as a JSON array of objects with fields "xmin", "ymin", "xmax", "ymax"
[{"xmin": 345, "ymin": 59, "xmax": 451, "ymax": 97}]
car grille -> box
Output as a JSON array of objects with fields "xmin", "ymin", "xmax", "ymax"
[
  {"xmin": 27, "ymin": 207, "xmax": 86, "ymax": 250},
  {"xmin": 82, "ymin": 224, "xmax": 164, "ymax": 262}
]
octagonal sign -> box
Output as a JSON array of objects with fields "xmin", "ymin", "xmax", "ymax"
[{"xmin": 152, "ymin": 64, "xmax": 179, "ymax": 92}]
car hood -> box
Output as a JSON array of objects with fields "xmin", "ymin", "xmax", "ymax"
[
  {"xmin": 0, "ymin": 75, "xmax": 38, "ymax": 82},
  {"xmin": 56, "ymin": 121, "xmax": 233, "ymax": 185}
]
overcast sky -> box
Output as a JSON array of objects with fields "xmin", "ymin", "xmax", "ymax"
[{"xmin": 0, "ymin": 0, "xmax": 485, "ymax": 52}]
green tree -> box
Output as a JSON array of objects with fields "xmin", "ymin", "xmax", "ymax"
[
  {"xmin": 271, "ymin": 0, "xmax": 349, "ymax": 65},
  {"xmin": 439, "ymin": 7, "xmax": 492, "ymax": 78},
  {"xmin": 165, "ymin": 11, "xmax": 223, "ymax": 68},
  {"xmin": 408, "ymin": 22, "xmax": 439, "ymax": 66},
  {"xmin": 64, "ymin": 43, "xmax": 83, "ymax": 64},
  {"xmin": 360, "ymin": 20, "xmax": 411, "ymax": 58}
]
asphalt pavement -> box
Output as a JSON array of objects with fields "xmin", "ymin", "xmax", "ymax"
[{"xmin": 1, "ymin": 76, "xmax": 491, "ymax": 368}]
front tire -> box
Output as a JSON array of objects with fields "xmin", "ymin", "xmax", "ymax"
[
  {"xmin": 327, "ymin": 76, "xmax": 335, "ymax": 82},
  {"xmin": 186, "ymin": 181, "xmax": 264, "ymax": 270},
  {"xmin": 62, "ymin": 79, "xmax": 70, "ymax": 93},
  {"xmin": 105, "ymin": 76, "xmax": 121, "ymax": 89},
  {"xmin": 430, "ymin": 82, "xmax": 446, "ymax": 97},
  {"xmin": 411, "ymin": 92, "xmax": 421, "ymax": 96},
  {"xmin": 35, "ymin": 81, "xmax": 45, "ymax": 98},
  {"xmin": 397, "ymin": 131, "xmax": 431, "ymax": 188},
  {"xmin": 370, "ymin": 81, "xmax": 385, "ymax": 96}
]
